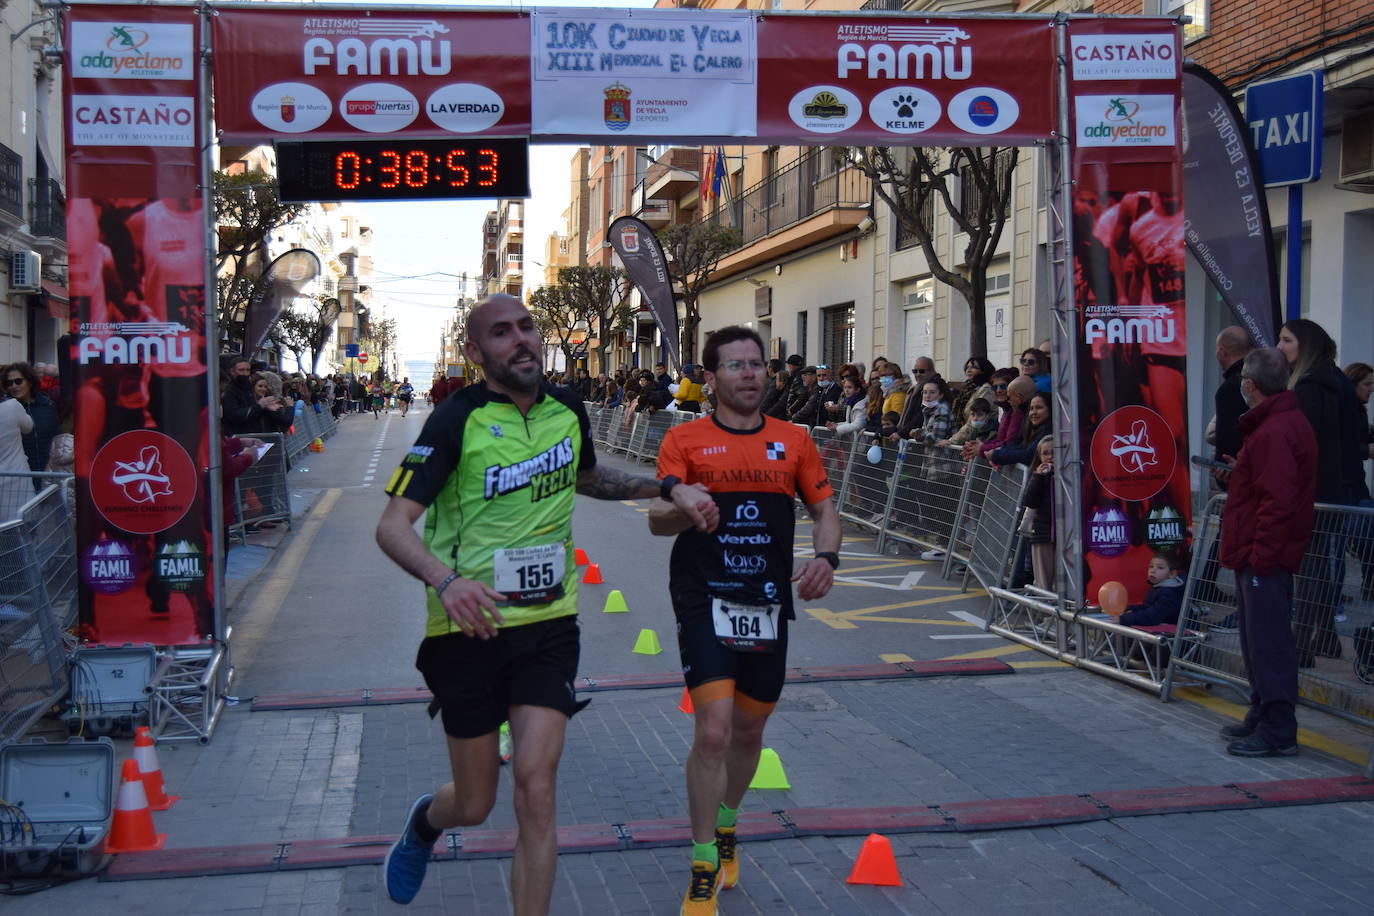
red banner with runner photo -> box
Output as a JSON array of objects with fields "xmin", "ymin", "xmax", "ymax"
[
  {"xmin": 755, "ymin": 15, "xmax": 1056, "ymax": 146},
  {"xmin": 64, "ymin": 5, "xmax": 214, "ymax": 645},
  {"xmin": 211, "ymin": 9, "xmax": 531, "ymax": 141},
  {"xmin": 1065, "ymin": 18, "xmax": 1189, "ymax": 607}
]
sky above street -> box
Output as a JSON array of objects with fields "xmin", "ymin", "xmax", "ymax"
[{"xmin": 353, "ymin": 0, "xmax": 658, "ymax": 371}]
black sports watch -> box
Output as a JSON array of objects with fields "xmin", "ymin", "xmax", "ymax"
[
  {"xmin": 816, "ymin": 551, "xmax": 840, "ymax": 570},
  {"xmin": 660, "ymin": 475, "xmax": 681, "ymax": 501}
]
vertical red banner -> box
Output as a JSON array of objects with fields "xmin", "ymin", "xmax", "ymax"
[
  {"xmin": 64, "ymin": 6, "xmax": 213, "ymax": 645},
  {"xmin": 1065, "ymin": 19, "xmax": 1190, "ymax": 606}
]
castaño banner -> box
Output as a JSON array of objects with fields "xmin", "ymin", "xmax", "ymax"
[
  {"xmin": 1066, "ymin": 18, "xmax": 1189, "ymax": 607},
  {"xmin": 212, "ymin": 9, "xmax": 531, "ymax": 141},
  {"xmin": 65, "ymin": 4, "xmax": 214, "ymax": 646},
  {"xmin": 755, "ymin": 15, "xmax": 1056, "ymax": 146}
]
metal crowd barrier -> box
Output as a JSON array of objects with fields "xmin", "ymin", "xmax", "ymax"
[
  {"xmin": 281, "ymin": 401, "xmax": 339, "ymax": 460},
  {"xmin": 1163, "ymin": 494, "xmax": 1374, "ymax": 774},
  {"xmin": 963, "ymin": 461, "xmax": 1031, "ymax": 592},
  {"xmin": 229, "ymin": 432, "xmax": 292, "ymax": 542},
  {"xmin": 0, "ymin": 483, "xmax": 76, "ymax": 744}
]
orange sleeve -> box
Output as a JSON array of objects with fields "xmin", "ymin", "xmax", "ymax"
[
  {"xmin": 793, "ymin": 428, "xmax": 834, "ymax": 504},
  {"xmin": 657, "ymin": 426, "xmax": 690, "ymax": 482}
]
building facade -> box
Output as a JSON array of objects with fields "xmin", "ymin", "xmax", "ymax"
[{"xmin": 0, "ymin": 1, "xmax": 66, "ymax": 366}]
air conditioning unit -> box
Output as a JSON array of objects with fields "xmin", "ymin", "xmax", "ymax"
[
  {"xmin": 1337, "ymin": 110, "xmax": 1374, "ymax": 191},
  {"xmin": 9, "ymin": 250, "xmax": 41, "ymax": 293}
]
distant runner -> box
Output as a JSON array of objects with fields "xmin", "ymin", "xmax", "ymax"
[
  {"xmin": 375, "ymin": 294, "xmax": 717, "ymax": 913},
  {"xmin": 396, "ymin": 377, "xmax": 414, "ymax": 417},
  {"xmin": 649, "ymin": 326, "xmax": 840, "ymax": 916}
]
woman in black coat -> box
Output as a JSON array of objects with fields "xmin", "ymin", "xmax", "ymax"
[{"xmin": 1277, "ymin": 319, "xmax": 1367, "ymax": 663}]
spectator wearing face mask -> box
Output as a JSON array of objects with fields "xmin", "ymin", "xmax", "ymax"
[{"xmin": 879, "ymin": 365, "xmax": 910, "ymax": 421}]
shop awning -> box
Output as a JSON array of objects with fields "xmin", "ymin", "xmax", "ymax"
[{"xmin": 40, "ymin": 280, "xmax": 69, "ymax": 321}]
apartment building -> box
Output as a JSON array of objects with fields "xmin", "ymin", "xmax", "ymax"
[{"xmin": 0, "ymin": 1, "xmax": 66, "ymax": 365}]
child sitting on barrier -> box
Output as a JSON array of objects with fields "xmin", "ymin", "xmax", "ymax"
[
  {"xmin": 1021, "ymin": 436, "xmax": 1057, "ymax": 590},
  {"xmin": 1119, "ymin": 551, "xmax": 1188, "ymax": 628},
  {"xmin": 939, "ymin": 397, "xmax": 999, "ymax": 449}
]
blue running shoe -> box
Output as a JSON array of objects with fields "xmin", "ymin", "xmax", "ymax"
[{"xmin": 385, "ymin": 793, "xmax": 436, "ymax": 904}]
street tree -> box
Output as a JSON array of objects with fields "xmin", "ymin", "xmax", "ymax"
[
  {"xmin": 847, "ymin": 146, "xmax": 1018, "ymax": 361},
  {"xmin": 213, "ymin": 170, "xmax": 306, "ymax": 349},
  {"xmin": 557, "ymin": 265, "xmax": 633, "ymax": 374},
  {"xmin": 657, "ymin": 221, "xmax": 741, "ymax": 365},
  {"xmin": 527, "ymin": 285, "xmax": 581, "ymax": 369},
  {"xmin": 269, "ymin": 295, "xmax": 341, "ymax": 374}
]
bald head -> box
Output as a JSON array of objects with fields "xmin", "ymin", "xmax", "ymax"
[
  {"xmin": 1007, "ymin": 375, "xmax": 1037, "ymax": 406},
  {"xmin": 1216, "ymin": 326, "xmax": 1253, "ymax": 368},
  {"xmin": 465, "ymin": 293, "xmax": 526, "ymax": 345}
]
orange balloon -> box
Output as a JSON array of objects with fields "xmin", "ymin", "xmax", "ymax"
[{"xmin": 1098, "ymin": 581, "xmax": 1129, "ymax": 616}]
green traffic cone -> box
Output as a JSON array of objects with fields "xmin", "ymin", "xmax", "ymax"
[
  {"xmin": 749, "ymin": 748, "xmax": 790, "ymax": 790},
  {"xmin": 603, "ymin": 589, "xmax": 629, "ymax": 614},
  {"xmin": 632, "ymin": 628, "xmax": 662, "ymax": 655}
]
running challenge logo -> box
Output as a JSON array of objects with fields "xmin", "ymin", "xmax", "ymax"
[
  {"xmin": 483, "ymin": 437, "xmax": 576, "ymax": 503},
  {"xmin": 1089, "ymin": 405, "xmax": 1176, "ymax": 502},
  {"xmin": 90, "ymin": 430, "xmax": 198, "ymax": 534},
  {"xmin": 1076, "ymin": 94, "xmax": 1175, "ymax": 147},
  {"xmin": 71, "ymin": 22, "xmax": 194, "ymax": 81}
]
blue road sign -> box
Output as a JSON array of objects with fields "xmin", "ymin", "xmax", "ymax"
[
  {"xmin": 1245, "ymin": 71, "xmax": 1323, "ymax": 187},
  {"xmin": 345, "ymin": 343, "xmax": 359, "ymax": 358}
]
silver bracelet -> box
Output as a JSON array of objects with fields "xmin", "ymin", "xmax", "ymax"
[{"xmin": 435, "ymin": 572, "xmax": 461, "ymax": 596}]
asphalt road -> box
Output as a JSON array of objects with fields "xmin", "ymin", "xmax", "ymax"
[{"xmin": 231, "ymin": 400, "xmax": 1030, "ymax": 702}]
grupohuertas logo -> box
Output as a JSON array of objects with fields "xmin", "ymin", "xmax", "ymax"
[
  {"xmin": 155, "ymin": 540, "xmax": 206, "ymax": 591},
  {"xmin": 1076, "ymin": 94, "xmax": 1175, "ymax": 147},
  {"xmin": 71, "ymin": 22, "xmax": 194, "ymax": 81}
]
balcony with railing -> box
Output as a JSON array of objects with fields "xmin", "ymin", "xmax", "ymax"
[
  {"xmin": 631, "ymin": 180, "xmax": 672, "ymax": 228},
  {"xmin": 644, "ymin": 147, "xmax": 701, "ymax": 201},
  {"xmin": 705, "ymin": 155, "xmax": 871, "ymax": 275},
  {"xmin": 0, "ymin": 143, "xmax": 22, "ymax": 222},
  {"xmin": 28, "ymin": 177, "xmax": 65, "ymax": 241}
]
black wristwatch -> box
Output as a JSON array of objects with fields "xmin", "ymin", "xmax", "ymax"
[
  {"xmin": 816, "ymin": 551, "xmax": 840, "ymax": 570},
  {"xmin": 660, "ymin": 475, "xmax": 681, "ymax": 501}
]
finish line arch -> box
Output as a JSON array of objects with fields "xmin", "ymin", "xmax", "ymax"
[{"xmin": 61, "ymin": 2, "xmax": 1186, "ymax": 716}]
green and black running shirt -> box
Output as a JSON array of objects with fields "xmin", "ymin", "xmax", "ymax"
[{"xmin": 385, "ymin": 381, "xmax": 596, "ymax": 636}]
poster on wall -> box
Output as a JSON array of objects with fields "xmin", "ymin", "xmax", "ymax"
[
  {"xmin": 1066, "ymin": 18, "xmax": 1189, "ymax": 607},
  {"xmin": 211, "ymin": 9, "xmax": 531, "ymax": 141},
  {"xmin": 65, "ymin": 5, "xmax": 213, "ymax": 646},
  {"xmin": 755, "ymin": 15, "xmax": 1055, "ymax": 146},
  {"xmin": 531, "ymin": 8, "xmax": 756, "ymax": 140}
]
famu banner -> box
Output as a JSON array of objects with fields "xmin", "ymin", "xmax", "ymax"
[
  {"xmin": 1066, "ymin": 18, "xmax": 1190, "ymax": 608},
  {"xmin": 1181, "ymin": 64, "xmax": 1280, "ymax": 348},
  {"xmin": 65, "ymin": 4, "xmax": 214, "ymax": 646}
]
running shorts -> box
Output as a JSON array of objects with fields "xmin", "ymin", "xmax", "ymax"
[
  {"xmin": 416, "ymin": 616, "xmax": 588, "ymax": 738},
  {"xmin": 673, "ymin": 602, "xmax": 789, "ymax": 716}
]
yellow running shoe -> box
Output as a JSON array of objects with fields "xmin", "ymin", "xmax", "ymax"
[
  {"xmin": 680, "ymin": 859, "xmax": 722, "ymax": 915},
  {"xmin": 716, "ymin": 827, "xmax": 739, "ymax": 889}
]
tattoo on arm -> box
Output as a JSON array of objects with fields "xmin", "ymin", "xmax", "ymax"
[{"xmin": 577, "ymin": 465, "xmax": 659, "ymax": 500}]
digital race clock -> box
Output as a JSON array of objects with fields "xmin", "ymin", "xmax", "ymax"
[{"xmin": 274, "ymin": 138, "xmax": 529, "ymax": 202}]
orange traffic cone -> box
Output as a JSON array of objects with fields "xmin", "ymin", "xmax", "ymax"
[
  {"xmin": 574, "ymin": 547, "xmax": 590, "ymax": 566},
  {"xmin": 582, "ymin": 563, "xmax": 603, "ymax": 585},
  {"xmin": 107, "ymin": 759, "xmax": 166, "ymax": 853},
  {"xmin": 678, "ymin": 686, "xmax": 694, "ymax": 715},
  {"xmin": 846, "ymin": 833, "xmax": 902, "ymax": 886},
  {"xmin": 133, "ymin": 726, "xmax": 178, "ymax": 811}
]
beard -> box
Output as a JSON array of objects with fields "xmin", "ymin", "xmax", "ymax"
[
  {"xmin": 716, "ymin": 379, "xmax": 765, "ymax": 414},
  {"xmin": 480, "ymin": 345, "xmax": 543, "ymax": 393}
]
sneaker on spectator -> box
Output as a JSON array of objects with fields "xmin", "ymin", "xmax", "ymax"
[{"xmin": 920, "ymin": 548, "xmax": 946, "ymax": 561}]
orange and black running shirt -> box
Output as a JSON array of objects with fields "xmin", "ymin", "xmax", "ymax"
[{"xmin": 657, "ymin": 414, "xmax": 833, "ymax": 620}]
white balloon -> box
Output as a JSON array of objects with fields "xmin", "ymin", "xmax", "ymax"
[{"xmin": 867, "ymin": 444, "xmax": 883, "ymax": 464}]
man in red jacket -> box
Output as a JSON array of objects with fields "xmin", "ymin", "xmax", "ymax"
[{"xmin": 1218, "ymin": 347, "xmax": 1317, "ymax": 757}]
